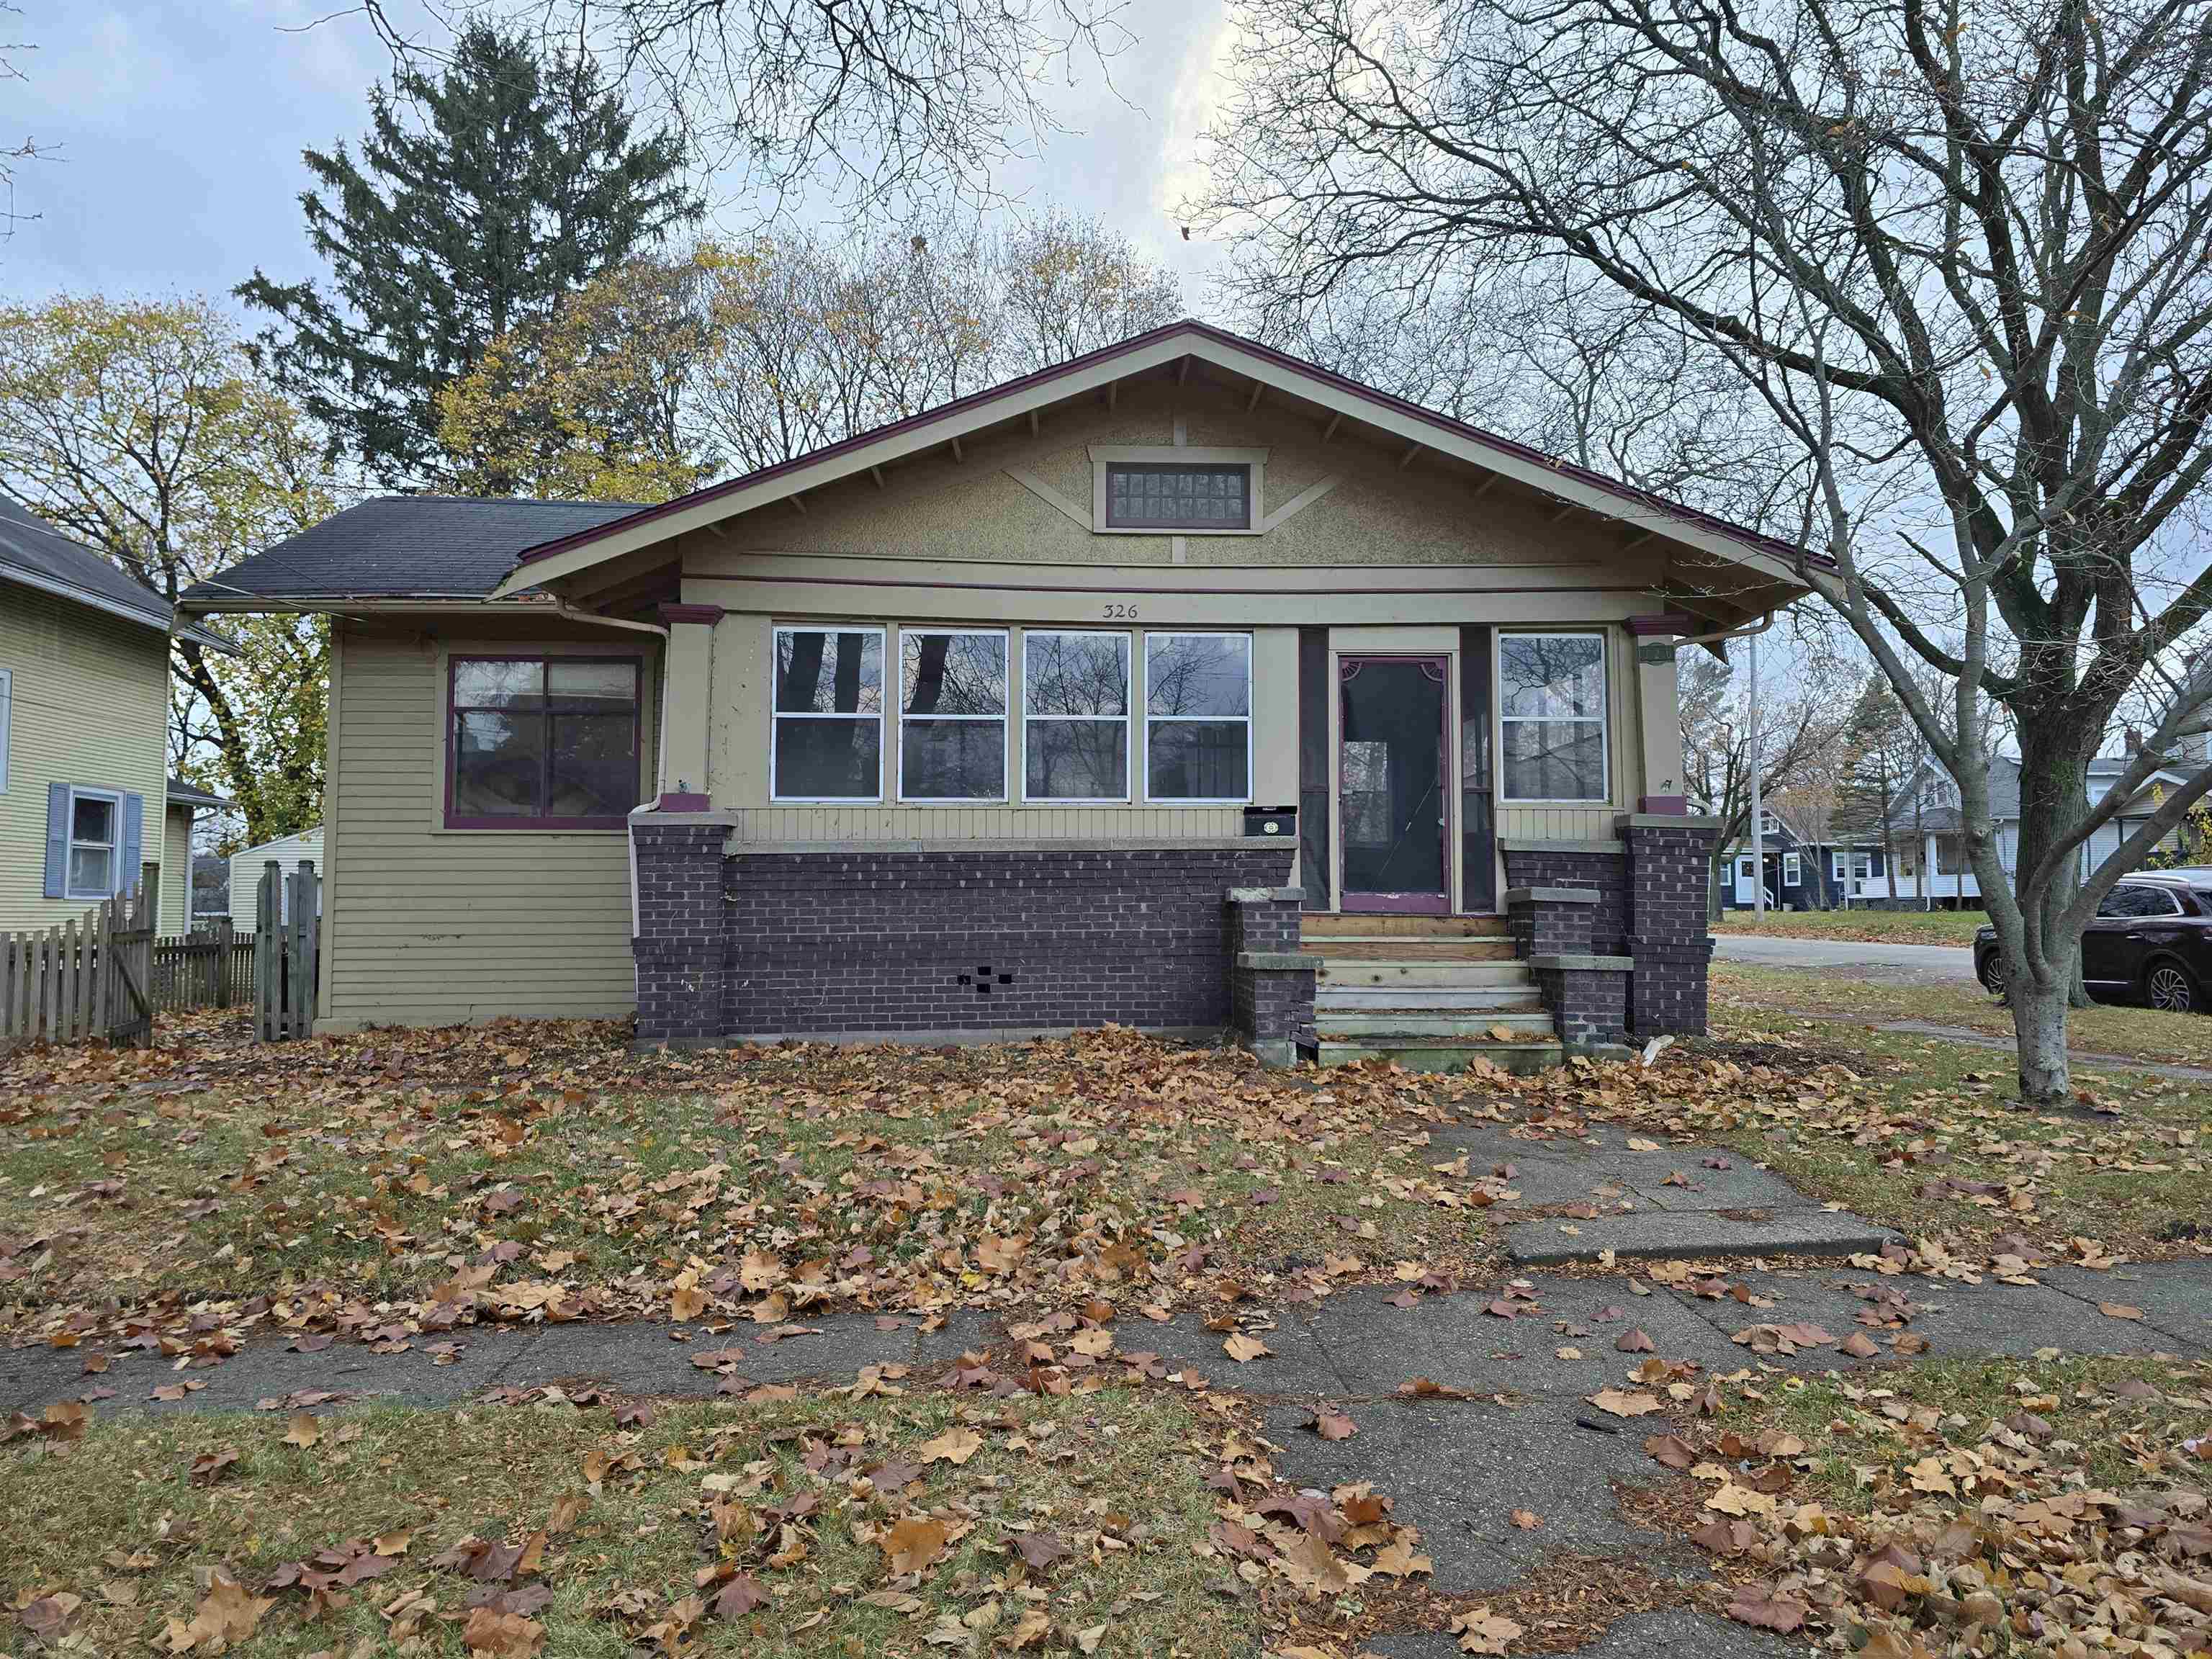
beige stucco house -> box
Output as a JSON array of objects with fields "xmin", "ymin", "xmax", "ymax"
[
  {"xmin": 0, "ymin": 498, "xmax": 227, "ymax": 938},
  {"xmin": 185, "ymin": 321, "xmax": 1815, "ymax": 1064}
]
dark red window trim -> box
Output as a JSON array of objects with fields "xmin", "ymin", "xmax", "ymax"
[{"xmin": 444, "ymin": 652, "xmax": 644, "ymax": 830}]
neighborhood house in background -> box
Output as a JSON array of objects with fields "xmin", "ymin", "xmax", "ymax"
[
  {"xmin": 227, "ymin": 826, "xmax": 324, "ymax": 924},
  {"xmin": 0, "ymin": 498, "xmax": 231, "ymax": 937},
  {"xmin": 183, "ymin": 320, "xmax": 1817, "ymax": 1064}
]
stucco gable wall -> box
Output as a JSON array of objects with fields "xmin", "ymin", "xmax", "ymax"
[{"xmin": 706, "ymin": 375, "xmax": 1637, "ymax": 575}]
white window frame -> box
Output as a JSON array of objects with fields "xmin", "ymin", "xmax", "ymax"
[
  {"xmin": 65, "ymin": 784, "xmax": 122, "ymax": 901},
  {"xmin": 1498, "ymin": 630, "xmax": 1611, "ymax": 805},
  {"xmin": 1782, "ymin": 850, "xmax": 1802, "ymax": 886},
  {"xmin": 1737, "ymin": 856, "xmax": 1755, "ymax": 879},
  {"xmin": 1142, "ymin": 631, "xmax": 1252, "ymax": 805},
  {"xmin": 896, "ymin": 626, "xmax": 1010, "ymax": 804},
  {"xmin": 768, "ymin": 624, "xmax": 886, "ymax": 804},
  {"xmin": 1833, "ymin": 850, "xmax": 1848, "ymax": 882},
  {"xmin": 1088, "ymin": 446, "xmax": 1268, "ymax": 536},
  {"xmin": 1020, "ymin": 629, "xmax": 1132, "ymax": 804},
  {"xmin": 1758, "ymin": 810, "xmax": 1781, "ymax": 837}
]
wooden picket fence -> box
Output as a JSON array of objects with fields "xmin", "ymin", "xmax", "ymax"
[
  {"xmin": 149, "ymin": 920, "xmax": 254, "ymax": 1013},
  {"xmin": 254, "ymin": 860, "xmax": 320, "ymax": 1042},
  {"xmin": 0, "ymin": 890, "xmax": 156, "ymax": 1051}
]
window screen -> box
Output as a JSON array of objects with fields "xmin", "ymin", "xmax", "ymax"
[
  {"xmin": 1145, "ymin": 633, "xmax": 1250, "ymax": 801},
  {"xmin": 1104, "ymin": 464, "xmax": 1251, "ymax": 529},
  {"xmin": 1498, "ymin": 632, "xmax": 1609, "ymax": 801},
  {"xmin": 899, "ymin": 630, "xmax": 1006, "ymax": 801},
  {"xmin": 1023, "ymin": 631, "xmax": 1129, "ymax": 800}
]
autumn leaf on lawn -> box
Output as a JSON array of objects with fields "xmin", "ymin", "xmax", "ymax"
[
  {"xmin": 1011, "ymin": 1530, "xmax": 1066, "ymax": 1571},
  {"xmin": 1452, "ymin": 1606, "xmax": 1525, "ymax": 1654},
  {"xmin": 1307, "ymin": 1408, "xmax": 1357, "ymax": 1441},
  {"xmin": 1643, "ymin": 1433, "xmax": 1695, "ymax": 1470},
  {"xmin": 884, "ymin": 1514, "xmax": 952, "ymax": 1576},
  {"xmin": 159, "ymin": 1573, "xmax": 273, "ymax": 1653},
  {"xmin": 917, "ymin": 1426, "xmax": 984, "ymax": 1466},
  {"xmin": 1223, "ymin": 1332, "xmax": 1272, "ymax": 1363},
  {"xmin": 1907, "ymin": 1455, "xmax": 1956, "ymax": 1495},
  {"xmin": 1587, "ymin": 1388, "xmax": 1661, "ymax": 1419},
  {"xmin": 460, "ymin": 1604, "xmax": 547, "ymax": 1656},
  {"xmin": 283, "ymin": 1412, "xmax": 320, "ymax": 1448}
]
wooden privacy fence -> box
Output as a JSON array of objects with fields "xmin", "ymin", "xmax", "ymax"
[
  {"xmin": 255, "ymin": 860, "xmax": 320, "ymax": 1042},
  {"xmin": 1, "ymin": 891, "xmax": 155, "ymax": 1051},
  {"xmin": 149, "ymin": 920, "xmax": 254, "ymax": 1013}
]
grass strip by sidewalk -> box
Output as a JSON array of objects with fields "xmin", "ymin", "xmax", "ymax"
[
  {"xmin": 1714, "ymin": 961, "xmax": 2212, "ymax": 1071},
  {"xmin": 1712, "ymin": 908, "xmax": 1990, "ymax": 946},
  {"xmin": 1, "ymin": 1382, "xmax": 1249, "ymax": 1657}
]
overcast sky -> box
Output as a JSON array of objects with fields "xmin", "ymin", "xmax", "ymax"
[{"xmin": 1, "ymin": 0, "xmax": 1235, "ymax": 311}]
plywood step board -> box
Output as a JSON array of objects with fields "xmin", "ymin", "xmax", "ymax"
[
  {"xmin": 1299, "ymin": 939, "xmax": 1518, "ymax": 961},
  {"xmin": 1317, "ymin": 1037, "xmax": 1565, "ymax": 1076},
  {"xmin": 1301, "ymin": 914, "xmax": 1510, "ymax": 939}
]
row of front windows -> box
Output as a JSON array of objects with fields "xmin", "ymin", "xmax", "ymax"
[{"xmin": 773, "ymin": 627, "xmax": 1252, "ymax": 804}]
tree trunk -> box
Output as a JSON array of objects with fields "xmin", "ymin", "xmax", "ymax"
[
  {"xmin": 2008, "ymin": 962, "xmax": 2074, "ymax": 1109},
  {"xmin": 2012, "ymin": 729, "xmax": 2100, "ymax": 1015}
]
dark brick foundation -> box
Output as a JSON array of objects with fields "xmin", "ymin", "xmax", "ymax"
[
  {"xmin": 1503, "ymin": 823, "xmax": 1718, "ymax": 1040},
  {"xmin": 631, "ymin": 822, "xmax": 1298, "ymax": 1046},
  {"xmin": 1498, "ymin": 848, "xmax": 1628, "ymax": 955}
]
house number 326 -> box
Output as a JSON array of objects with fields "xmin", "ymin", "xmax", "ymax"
[{"xmin": 1103, "ymin": 602, "xmax": 1138, "ymax": 619}]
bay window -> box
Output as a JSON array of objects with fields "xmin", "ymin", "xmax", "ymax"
[
  {"xmin": 1499, "ymin": 632, "xmax": 1609, "ymax": 802},
  {"xmin": 1023, "ymin": 631, "xmax": 1129, "ymax": 801},
  {"xmin": 899, "ymin": 629, "xmax": 1007, "ymax": 801},
  {"xmin": 449, "ymin": 655, "xmax": 641, "ymax": 828},
  {"xmin": 772, "ymin": 626, "xmax": 884, "ymax": 801},
  {"xmin": 1144, "ymin": 632, "xmax": 1251, "ymax": 801}
]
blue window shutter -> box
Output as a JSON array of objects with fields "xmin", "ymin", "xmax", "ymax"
[
  {"xmin": 120, "ymin": 791, "xmax": 143, "ymax": 896},
  {"xmin": 45, "ymin": 783, "xmax": 68, "ymax": 896}
]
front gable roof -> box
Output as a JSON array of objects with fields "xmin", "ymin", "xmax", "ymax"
[
  {"xmin": 490, "ymin": 319, "xmax": 1820, "ymax": 617},
  {"xmin": 0, "ymin": 496, "xmax": 171, "ymax": 633}
]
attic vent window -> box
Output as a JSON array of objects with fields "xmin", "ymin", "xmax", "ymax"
[{"xmin": 1105, "ymin": 464, "xmax": 1251, "ymax": 530}]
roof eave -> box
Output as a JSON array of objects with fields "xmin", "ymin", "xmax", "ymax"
[
  {"xmin": 3, "ymin": 560, "xmax": 174, "ymax": 637},
  {"xmin": 490, "ymin": 322, "xmax": 1821, "ymax": 603}
]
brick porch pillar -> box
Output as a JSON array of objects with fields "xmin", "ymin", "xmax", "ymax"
[
  {"xmin": 1619, "ymin": 814, "xmax": 1722, "ymax": 1035},
  {"xmin": 631, "ymin": 817, "xmax": 728, "ymax": 1048},
  {"xmin": 1226, "ymin": 886, "xmax": 1314, "ymax": 1066}
]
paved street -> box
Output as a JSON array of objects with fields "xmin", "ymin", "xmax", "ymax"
[{"xmin": 1712, "ymin": 932, "xmax": 1979, "ymax": 984}]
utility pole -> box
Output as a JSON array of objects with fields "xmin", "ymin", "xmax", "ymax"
[{"xmin": 1749, "ymin": 633, "xmax": 1766, "ymax": 920}]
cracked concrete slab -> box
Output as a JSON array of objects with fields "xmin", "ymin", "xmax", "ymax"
[
  {"xmin": 1508, "ymin": 1208, "xmax": 1900, "ymax": 1265},
  {"xmin": 2041, "ymin": 1261, "xmax": 2212, "ymax": 1353},
  {"xmin": 1262, "ymin": 1393, "xmax": 1698, "ymax": 1597}
]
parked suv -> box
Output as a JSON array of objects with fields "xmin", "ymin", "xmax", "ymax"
[{"xmin": 1975, "ymin": 871, "xmax": 2212, "ymax": 1012}]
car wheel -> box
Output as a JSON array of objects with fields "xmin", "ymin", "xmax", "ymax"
[
  {"xmin": 1977, "ymin": 952, "xmax": 2005, "ymax": 997},
  {"xmin": 2145, "ymin": 960, "xmax": 2200, "ymax": 1014}
]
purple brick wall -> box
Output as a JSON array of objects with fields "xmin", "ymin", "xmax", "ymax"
[
  {"xmin": 632, "ymin": 831, "xmax": 1298, "ymax": 1044},
  {"xmin": 1500, "ymin": 848, "xmax": 1629, "ymax": 955},
  {"xmin": 1533, "ymin": 964, "xmax": 1629, "ymax": 1047},
  {"xmin": 1227, "ymin": 888, "xmax": 1316, "ymax": 1061},
  {"xmin": 1623, "ymin": 820, "xmax": 1720, "ymax": 1036}
]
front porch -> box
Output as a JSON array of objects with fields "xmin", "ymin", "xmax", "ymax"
[{"xmin": 1298, "ymin": 913, "xmax": 1565, "ymax": 1074}]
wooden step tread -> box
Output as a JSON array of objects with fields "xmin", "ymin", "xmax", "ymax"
[
  {"xmin": 1300, "ymin": 939, "xmax": 1518, "ymax": 961},
  {"xmin": 1301, "ymin": 914, "xmax": 1509, "ymax": 938}
]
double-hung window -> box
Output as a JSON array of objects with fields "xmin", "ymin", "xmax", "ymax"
[
  {"xmin": 1498, "ymin": 632, "xmax": 1609, "ymax": 802},
  {"xmin": 1144, "ymin": 632, "xmax": 1250, "ymax": 801},
  {"xmin": 772, "ymin": 626, "xmax": 884, "ymax": 801},
  {"xmin": 899, "ymin": 629, "xmax": 1006, "ymax": 801},
  {"xmin": 1782, "ymin": 851, "xmax": 1802, "ymax": 887},
  {"xmin": 449, "ymin": 656, "xmax": 642, "ymax": 828},
  {"xmin": 67, "ymin": 788, "xmax": 119, "ymax": 897},
  {"xmin": 1023, "ymin": 631, "xmax": 1129, "ymax": 801}
]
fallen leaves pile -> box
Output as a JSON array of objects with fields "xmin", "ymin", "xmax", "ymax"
[
  {"xmin": 1, "ymin": 1017, "xmax": 1516, "ymax": 1354},
  {"xmin": 1653, "ymin": 1356, "xmax": 2212, "ymax": 1658}
]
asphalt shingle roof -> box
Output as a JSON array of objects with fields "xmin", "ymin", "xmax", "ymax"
[
  {"xmin": 166, "ymin": 776, "xmax": 230, "ymax": 810},
  {"xmin": 0, "ymin": 496, "xmax": 175, "ymax": 630},
  {"xmin": 181, "ymin": 497, "xmax": 649, "ymax": 604}
]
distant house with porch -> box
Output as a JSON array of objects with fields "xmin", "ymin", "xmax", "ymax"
[
  {"xmin": 1871, "ymin": 753, "xmax": 2182, "ymax": 907},
  {"xmin": 1717, "ymin": 808, "xmax": 1888, "ymax": 910}
]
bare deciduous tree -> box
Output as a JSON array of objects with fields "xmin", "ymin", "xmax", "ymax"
[{"xmin": 1197, "ymin": 0, "xmax": 2212, "ymax": 1107}]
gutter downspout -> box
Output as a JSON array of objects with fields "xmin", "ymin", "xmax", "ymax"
[{"xmin": 552, "ymin": 601, "xmax": 672, "ymax": 976}]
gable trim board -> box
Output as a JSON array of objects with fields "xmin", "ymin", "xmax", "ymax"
[{"xmin": 183, "ymin": 325, "xmax": 1809, "ymax": 1051}]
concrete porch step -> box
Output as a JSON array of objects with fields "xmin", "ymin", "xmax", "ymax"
[
  {"xmin": 1317, "ymin": 1035, "xmax": 1565, "ymax": 1075},
  {"xmin": 1298, "ymin": 939, "xmax": 1518, "ymax": 961},
  {"xmin": 1314, "ymin": 960, "xmax": 1533, "ymax": 989},
  {"xmin": 1315, "ymin": 986, "xmax": 1545, "ymax": 1012},
  {"xmin": 1316, "ymin": 1009, "xmax": 1556, "ymax": 1039},
  {"xmin": 1301, "ymin": 913, "xmax": 1510, "ymax": 938}
]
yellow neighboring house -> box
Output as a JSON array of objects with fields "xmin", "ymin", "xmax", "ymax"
[{"xmin": 0, "ymin": 498, "xmax": 230, "ymax": 936}]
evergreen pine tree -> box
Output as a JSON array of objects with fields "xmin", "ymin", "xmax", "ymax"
[{"xmin": 237, "ymin": 23, "xmax": 697, "ymax": 485}]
